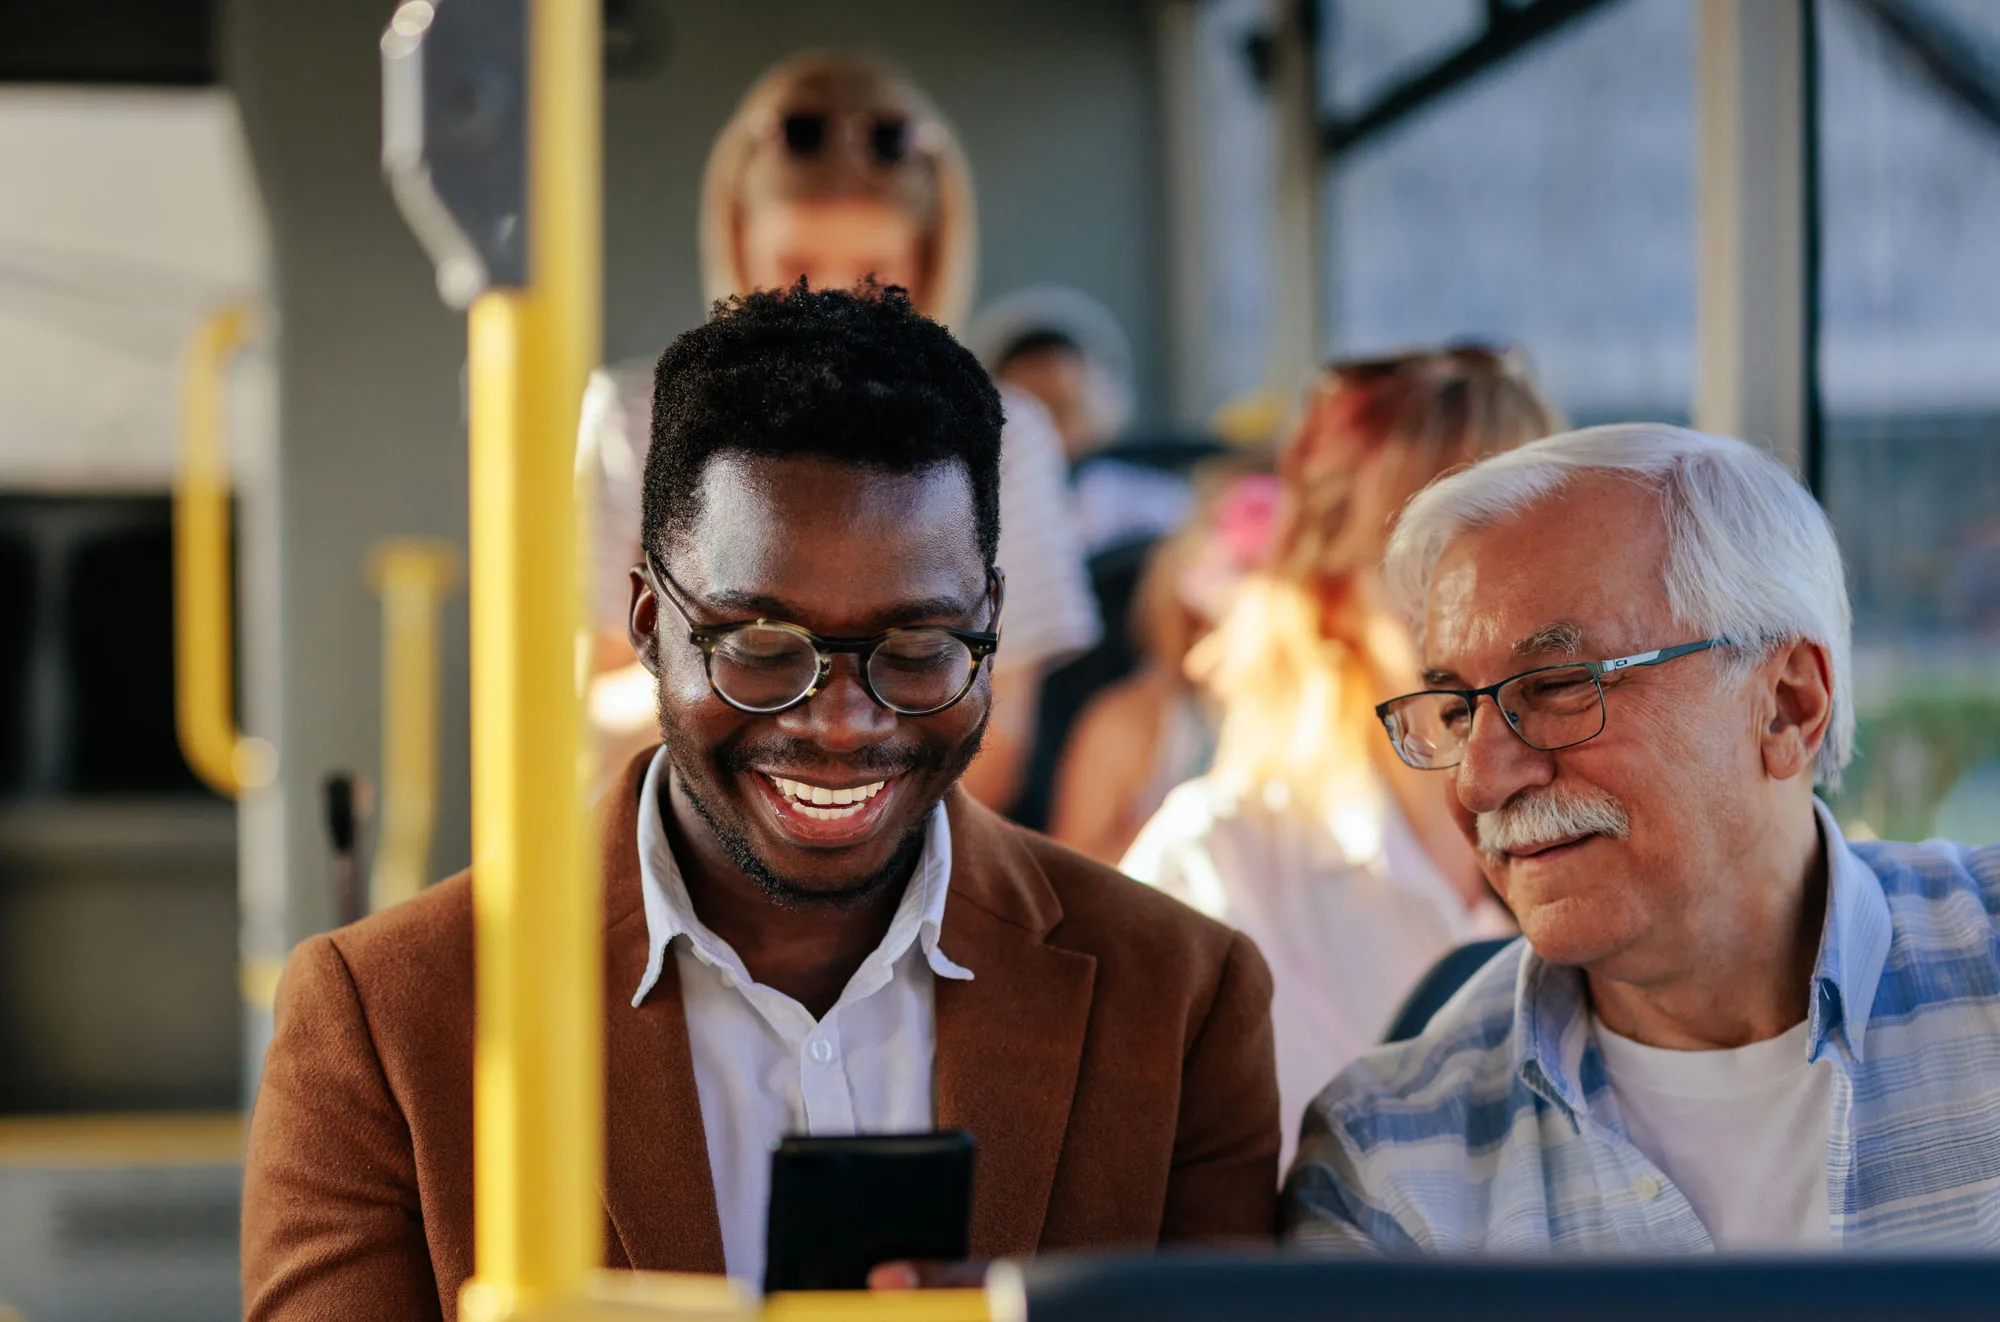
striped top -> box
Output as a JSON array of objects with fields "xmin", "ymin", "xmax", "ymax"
[
  {"xmin": 985, "ymin": 384, "xmax": 1101, "ymax": 675},
  {"xmin": 1285, "ymin": 802, "xmax": 2000, "ymax": 1252},
  {"xmin": 578, "ymin": 364, "xmax": 1100, "ymax": 680}
]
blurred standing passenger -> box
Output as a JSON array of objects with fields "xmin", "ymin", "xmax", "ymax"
[
  {"xmin": 1122, "ymin": 347, "xmax": 1563, "ymax": 1164},
  {"xmin": 970, "ymin": 285, "xmax": 1133, "ymax": 463},
  {"xmin": 580, "ymin": 54, "xmax": 1098, "ymax": 810},
  {"xmin": 969, "ymin": 286, "xmax": 1196, "ymax": 556},
  {"xmin": 1050, "ymin": 471, "xmax": 1277, "ymax": 864}
]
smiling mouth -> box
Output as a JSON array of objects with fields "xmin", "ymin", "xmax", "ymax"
[{"xmin": 762, "ymin": 773, "xmax": 890, "ymax": 822}]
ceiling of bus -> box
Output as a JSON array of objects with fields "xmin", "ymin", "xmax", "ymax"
[{"xmin": 0, "ymin": 88, "xmax": 269, "ymax": 489}]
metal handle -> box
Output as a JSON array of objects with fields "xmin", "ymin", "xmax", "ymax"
[
  {"xmin": 367, "ymin": 539, "xmax": 460, "ymax": 912},
  {"xmin": 174, "ymin": 302, "xmax": 276, "ymax": 798}
]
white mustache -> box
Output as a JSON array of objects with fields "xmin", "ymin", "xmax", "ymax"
[{"xmin": 1476, "ymin": 786, "xmax": 1631, "ymax": 856}]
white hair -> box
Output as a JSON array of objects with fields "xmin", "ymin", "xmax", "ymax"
[{"xmin": 1384, "ymin": 423, "xmax": 1854, "ymax": 787}]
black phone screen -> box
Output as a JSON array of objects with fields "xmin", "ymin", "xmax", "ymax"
[{"xmin": 762, "ymin": 1130, "xmax": 976, "ymax": 1293}]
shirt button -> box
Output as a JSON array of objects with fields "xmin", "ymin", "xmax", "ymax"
[
  {"xmin": 1635, "ymin": 1174, "xmax": 1663, "ymax": 1202},
  {"xmin": 808, "ymin": 1037, "xmax": 834, "ymax": 1065},
  {"xmin": 717, "ymin": 970, "xmax": 736, "ymax": 990}
]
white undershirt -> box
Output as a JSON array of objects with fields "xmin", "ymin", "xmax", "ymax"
[
  {"xmin": 630, "ymin": 748, "xmax": 973, "ymax": 1285},
  {"xmin": 1594, "ymin": 1017, "xmax": 1834, "ymax": 1250}
]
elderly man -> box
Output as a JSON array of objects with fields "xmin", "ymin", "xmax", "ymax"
[{"xmin": 1285, "ymin": 423, "xmax": 2000, "ymax": 1253}]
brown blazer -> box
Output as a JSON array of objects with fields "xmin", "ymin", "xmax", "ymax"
[{"xmin": 242, "ymin": 751, "xmax": 1279, "ymax": 1320}]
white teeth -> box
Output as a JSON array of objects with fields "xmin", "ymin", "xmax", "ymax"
[{"xmin": 765, "ymin": 776, "xmax": 888, "ymax": 820}]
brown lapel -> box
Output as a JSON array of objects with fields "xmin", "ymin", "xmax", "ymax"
[
  {"xmin": 933, "ymin": 791, "xmax": 1097, "ymax": 1259},
  {"xmin": 598, "ymin": 750, "xmax": 727, "ymax": 1274}
]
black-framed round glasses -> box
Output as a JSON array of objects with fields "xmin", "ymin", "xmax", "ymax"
[
  {"xmin": 646, "ymin": 553, "xmax": 1004, "ymax": 717},
  {"xmin": 778, "ymin": 110, "xmax": 916, "ymax": 166},
  {"xmin": 1375, "ymin": 638, "xmax": 1731, "ymax": 771}
]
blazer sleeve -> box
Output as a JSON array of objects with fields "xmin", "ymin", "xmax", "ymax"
[
  {"xmin": 242, "ymin": 935, "xmax": 443, "ymax": 1322},
  {"xmin": 1159, "ymin": 929, "xmax": 1282, "ymax": 1243}
]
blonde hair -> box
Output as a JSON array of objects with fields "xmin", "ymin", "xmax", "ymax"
[
  {"xmin": 1131, "ymin": 463, "xmax": 1275, "ymax": 670},
  {"xmin": 698, "ymin": 51, "xmax": 979, "ymax": 327},
  {"xmin": 1192, "ymin": 347, "xmax": 1564, "ymax": 811}
]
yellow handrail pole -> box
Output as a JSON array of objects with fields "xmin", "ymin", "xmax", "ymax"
[
  {"xmin": 761, "ymin": 1292, "xmax": 993, "ymax": 1321},
  {"xmin": 367, "ymin": 539, "xmax": 460, "ymax": 913},
  {"xmin": 457, "ymin": 0, "xmax": 602, "ymax": 1317},
  {"xmin": 174, "ymin": 302, "xmax": 276, "ymax": 798}
]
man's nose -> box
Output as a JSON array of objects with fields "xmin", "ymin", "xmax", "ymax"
[
  {"xmin": 1453, "ymin": 695, "xmax": 1555, "ymax": 816},
  {"xmin": 774, "ymin": 657, "xmax": 896, "ymax": 752}
]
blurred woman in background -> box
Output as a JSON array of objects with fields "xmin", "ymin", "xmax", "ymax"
[
  {"xmin": 1121, "ymin": 346, "xmax": 1563, "ymax": 1165},
  {"xmin": 580, "ymin": 52, "xmax": 1097, "ymax": 804},
  {"xmin": 1049, "ymin": 469, "xmax": 1276, "ymax": 865}
]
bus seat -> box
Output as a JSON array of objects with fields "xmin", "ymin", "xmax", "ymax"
[{"xmin": 1380, "ymin": 937, "xmax": 1515, "ymax": 1044}]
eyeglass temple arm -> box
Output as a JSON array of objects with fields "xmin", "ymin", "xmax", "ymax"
[
  {"xmin": 1586, "ymin": 637, "xmax": 1731, "ymax": 676},
  {"xmin": 644, "ymin": 554, "xmax": 725, "ymax": 649}
]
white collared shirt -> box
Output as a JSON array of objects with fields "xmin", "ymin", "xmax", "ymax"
[{"xmin": 629, "ymin": 747, "xmax": 973, "ymax": 1285}]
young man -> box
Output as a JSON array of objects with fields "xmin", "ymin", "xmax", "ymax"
[
  {"xmin": 1286, "ymin": 423, "xmax": 2000, "ymax": 1253},
  {"xmin": 243, "ymin": 286, "xmax": 1278, "ymax": 1319}
]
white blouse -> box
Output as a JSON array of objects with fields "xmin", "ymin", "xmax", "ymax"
[{"xmin": 1121, "ymin": 775, "xmax": 1513, "ymax": 1170}]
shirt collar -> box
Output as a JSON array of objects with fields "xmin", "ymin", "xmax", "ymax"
[
  {"xmin": 1804, "ymin": 797, "xmax": 1891, "ymax": 1064},
  {"xmin": 629, "ymin": 746, "xmax": 971, "ymax": 1008},
  {"xmin": 1512, "ymin": 943, "xmax": 1597, "ymax": 1121},
  {"xmin": 1512, "ymin": 795, "xmax": 1893, "ymax": 1118}
]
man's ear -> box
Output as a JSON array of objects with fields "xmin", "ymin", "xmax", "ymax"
[
  {"xmin": 1759, "ymin": 637, "xmax": 1834, "ymax": 782},
  {"xmin": 628, "ymin": 565, "xmax": 660, "ymax": 675}
]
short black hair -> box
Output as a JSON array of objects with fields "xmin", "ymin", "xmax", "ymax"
[{"xmin": 644, "ymin": 281, "xmax": 1004, "ymax": 567}]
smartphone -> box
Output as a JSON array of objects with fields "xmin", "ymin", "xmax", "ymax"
[{"xmin": 762, "ymin": 1131, "xmax": 976, "ymax": 1293}]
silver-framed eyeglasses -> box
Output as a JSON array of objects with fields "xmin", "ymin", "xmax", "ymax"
[
  {"xmin": 1376, "ymin": 638, "xmax": 1732, "ymax": 771},
  {"xmin": 645, "ymin": 552, "xmax": 1004, "ymax": 717}
]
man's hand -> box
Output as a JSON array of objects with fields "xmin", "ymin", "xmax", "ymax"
[{"xmin": 866, "ymin": 1259, "xmax": 990, "ymax": 1290}]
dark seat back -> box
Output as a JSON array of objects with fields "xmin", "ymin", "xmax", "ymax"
[{"xmin": 1380, "ymin": 937, "xmax": 1515, "ymax": 1044}]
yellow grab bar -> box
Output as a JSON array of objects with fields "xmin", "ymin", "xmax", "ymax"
[
  {"xmin": 442, "ymin": 7, "xmax": 994, "ymax": 1319},
  {"xmin": 763, "ymin": 1292, "xmax": 993, "ymax": 1321},
  {"xmin": 457, "ymin": 0, "xmax": 603, "ymax": 1316},
  {"xmin": 174, "ymin": 302, "xmax": 276, "ymax": 797},
  {"xmin": 368, "ymin": 538, "xmax": 460, "ymax": 912}
]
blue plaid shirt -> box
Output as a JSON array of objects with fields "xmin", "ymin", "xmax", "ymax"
[{"xmin": 1285, "ymin": 803, "xmax": 2000, "ymax": 1252}]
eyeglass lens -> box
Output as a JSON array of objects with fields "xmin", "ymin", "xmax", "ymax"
[
  {"xmin": 867, "ymin": 119, "xmax": 910, "ymax": 163},
  {"xmin": 780, "ymin": 112, "xmax": 827, "ymax": 157},
  {"xmin": 1383, "ymin": 665, "xmax": 1607, "ymax": 769},
  {"xmin": 708, "ymin": 625, "xmax": 976, "ymax": 714}
]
